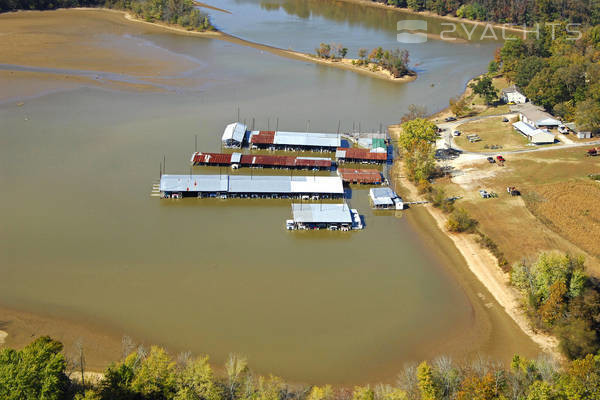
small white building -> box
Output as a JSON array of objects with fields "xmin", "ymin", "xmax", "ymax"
[
  {"xmin": 369, "ymin": 187, "xmax": 404, "ymax": 210},
  {"xmin": 564, "ymin": 123, "xmax": 593, "ymax": 139},
  {"xmin": 519, "ymin": 103, "xmax": 561, "ymax": 128},
  {"xmin": 501, "ymin": 85, "xmax": 527, "ymax": 104},
  {"xmin": 221, "ymin": 122, "xmax": 248, "ymax": 148},
  {"xmin": 513, "ymin": 121, "xmax": 555, "ymax": 144}
]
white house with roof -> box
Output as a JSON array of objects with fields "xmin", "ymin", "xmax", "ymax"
[
  {"xmin": 519, "ymin": 103, "xmax": 561, "ymax": 128},
  {"xmin": 501, "ymin": 85, "xmax": 527, "ymax": 104},
  {"xmin": 513, "ymin": 121, "xmax": 555, "ymax": 144}
]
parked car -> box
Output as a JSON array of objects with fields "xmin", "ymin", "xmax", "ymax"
[
  {"xmin": 496, "ymin": 155, "xmax": 506, "ymax": 162},
  {"xmin": 453, "ymin": 130, "xmax": 461, "ymax": 136},
  {"xmin": 479, "ymin": 189, "xmax": 490, "ymax": 198},
  {"xmin": 487, "ymin": 156, "xmax": 496, "ymax": 163},
  {"xmin": 502, "ymin": 117, "xmax": 509, "ymax": 122},
  {"xmin": 558, "ymin": 125, "xmax": 569, "ymax": 134},
  {"xmin": 445, "ymin": 116, "xmax": 457, "ymax": 122}
]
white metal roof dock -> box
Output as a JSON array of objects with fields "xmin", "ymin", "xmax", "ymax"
[
  {"xmin": 291, "ymin": 203, "xmax": 353, "ymax": 224},
  {"xmin": 273, "ymin": 131, "xmax": 340, "ymax": 147},
  {"xmin": 369, "ymin": 187, "xmax": 404, "ymax": 209},
  {"xmin": 221, "ymin": 122, "xmax": 248, "ymax": 147},
  {"xmin": 159, "ymin": 174, "xmax": 344, "ymax": 195}
]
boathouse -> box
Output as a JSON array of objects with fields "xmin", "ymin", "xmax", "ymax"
[
  {"xmin": 221, "ymin": 122, "xmax": 248, "ymax": 148},
  {"xmin": 249, "ymin": 130, "xmax": 341, "ymax": 151},
  {"xmin": 191, "ymin": 152, "xmax": 333, "ymax": 170},
  {"xmin": 337, "ymin": 168, "xmax": 383, "ymax": 184},
  {"xmin": 335, "ymin": 147, "xmax": 387, "ymax": 163},
  {"xmin": 369, "ymin": 187, "xmax": 404, "ymax": 210},
  {"xmin": 287, "ymin": 203, "xmax": 362, "ymax": 231},
  {"xmin": 159, "ymin": 174, "xmax": 344, "ymax": 198}
]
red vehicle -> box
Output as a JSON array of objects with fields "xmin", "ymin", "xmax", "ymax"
[
  {"xmin": 496, "ymin": 155, "xmax": 506, "ymax": 162},
  {"xmin": 587, "ymin": 148, "xmax": 598, "ymax": 157}
]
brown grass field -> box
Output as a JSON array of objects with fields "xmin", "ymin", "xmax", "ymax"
[
  {"xmin": 523, "ymin": 180, "xmax": 600, "ymax": 259},
  {"xmin": 455, "ymin": 117, "xmax": 530, "ymax": 152},
  {"xmin": 438, "ymin": 147, "xmax": 600, "ymax": 275}
]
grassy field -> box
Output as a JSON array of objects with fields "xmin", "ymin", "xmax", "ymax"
[
  {"xmin": 523, "ymin": 180, "xmax": 600, "ymax": 259},
  {"xmin": 455, "ymin": 116, "xmax": 530, "ymax": 152},
  {"xmin": 437, "ymin": 147, "xmax": 600, "ymax": 275}
]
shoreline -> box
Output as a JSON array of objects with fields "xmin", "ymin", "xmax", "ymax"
[
  {"xmin": 388, "ymin": 134, "xmax": 560, "ymax": 358},
  {"xmin": 82, "ymin": 8, "xmax": 411, "ymax": 83},
  {"xmin": 118, "ymin": 10, "xmax": 416, "ymax": 83}
]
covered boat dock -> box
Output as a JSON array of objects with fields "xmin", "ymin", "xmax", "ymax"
[
  {"xmin": 369, "ymin": 187, "xmax": 404, "ymax": 209},
  {"xmin": 286, "ymin": 203, "xmax": 362, "ymax": 231},
  {"xmin": 337, "ymin": 168, "xmax": 383, "ymax": 184},
  {"xmin": 249, "ymin": 130, "xmax": 341, "ymax": 152},
  {"xmin": 160, "ymin": 174, "xmax": 344, "ymax": 199},
  {"xmin": 335, "ymin": 147, "xmax": 388, "ymax": 163},
  {"xmin": 191, "ymin": 152, "xmax": 333, "ymax": 170}
]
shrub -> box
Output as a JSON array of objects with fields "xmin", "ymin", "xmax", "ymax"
[{"xmin": 446, "ymin": 208, "xmax": 478, "ymax": 232}]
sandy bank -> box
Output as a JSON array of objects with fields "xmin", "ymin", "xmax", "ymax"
[
  {"xmin": 387, "ymin": 142, "xmax": 560, "ymax": 357},
  {"xmin": 119, "ymin": 10, "xmax": 416, "ymax": 83},
  {"xmin": 0, "ymin": 305, "xmax": 123, "ymax": 371}
]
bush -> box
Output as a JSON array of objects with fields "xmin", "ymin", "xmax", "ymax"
[
  {"xmin": 475, "ymin": 231, "xmax": 508, "ymax": 270},
  {"xmin": 446, "ymin": 208, "xmax": 478, "ymax": 232},
  {"xmin": 428, "ymin": 187, "xmax": 455, "ymax": 213}
]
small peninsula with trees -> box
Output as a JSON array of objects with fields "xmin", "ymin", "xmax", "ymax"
[{"xmin": 314, "ymin": 43, "xmax": 415, "ymax": 81}]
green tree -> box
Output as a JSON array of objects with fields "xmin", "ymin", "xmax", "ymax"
[
  {"xmin": 175, "ymin": 355, "xmax": 222, "ymax": 400},
  {"xmin": 397, "ymin": 118, "xmax": 438, "ymax": 149},
  {"xmin": 417, "ymin": 362, "xmax": 438, "ymax": 400},
  {"xmin": 469, "ymin": 75, "xmax": 498, "ymax": 105},
  {"xmin": 131, "ymin": 346, "xmax": 178, "ymax": 399},
  {"xmin": 353, "ymin": 385, "xmax": 375, "ymax": 400},
  {"xmin": 575, "ymin": 99, "xmax": 600, "ymax": 134},
  {"xmin": 558, "ymin": 354, "xmax": 600, "ymax": 399},
  {"xmin": 0, "ymin": 336, "xmax": 69, "ymax": 400},
  {"xmin": 307, "ymin": 385, "xmax": 334, "ymax": 400}
]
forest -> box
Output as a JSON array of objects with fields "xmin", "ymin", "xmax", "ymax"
[
  {"xmin": 0, "ymin": 0, "xmax": 213, "ymax": 31},
  {"xmin": 2, "ymin": 335, "xmax": 600, "ymax": 400},
  {"xmin": 371, "ymin": 0, "xmax": 600, "ymax": 26},
  {"xmin": 495, "ymin": 23, "xmax": 600, "ymax": 133}
]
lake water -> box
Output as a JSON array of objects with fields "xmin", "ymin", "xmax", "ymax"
[{"xmin": 0, "ymin": 1, "xmax": 539, "ymax": 384}]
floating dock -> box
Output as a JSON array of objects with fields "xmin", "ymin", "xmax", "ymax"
[
  {"xmin": 286, "ymin": 203, "xmax": 362, "ymax": 231},
  {"xmin": 249, "ymin": 130, "xmax": 341, "ymax": 152},
  {"xmin": 221, "ymin": 122, "xmax": 248, "ymax": 148},
  {"xmin": 335, "ymin": 147, "xmax": 388, "ymax": 163},
  {"xmin": 191, "ymin": 152, "xmax": 333, "ymax": 170},
  {"xmin": 337, "ymin": 168, "xmax": 383, "ymax": 184},
  {"xmin": 369, "ymin": 187, "xmax": 404, "ymax": 210},
  {"xmin": 160, "ymin": 174, "xmax": 344, "ymax": 199}
]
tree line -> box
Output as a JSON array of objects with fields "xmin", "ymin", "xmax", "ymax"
[
  {"xmin": 0, "ymin": 0, "xmax": 213, "ymax": 31},
  {"xmin": 368, "ymin": 0, "xmax": 600, "ymax": 26},
  {"xmin": 2, "ymin": 335, "xmax": 600, "ymax": 400}
]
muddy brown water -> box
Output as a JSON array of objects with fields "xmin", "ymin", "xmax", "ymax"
[{"xmin": 0, "ymin": 2, "xmax": 540, "ymax": 384}]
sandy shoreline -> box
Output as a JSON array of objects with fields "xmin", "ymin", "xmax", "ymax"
[
  {"xmin": 388, "ymin": 138, "xmax": 560, "ymax": 357},
  {"xmin": 118, "ymin": 10, "xmax": 416, "ymax": 83}
]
